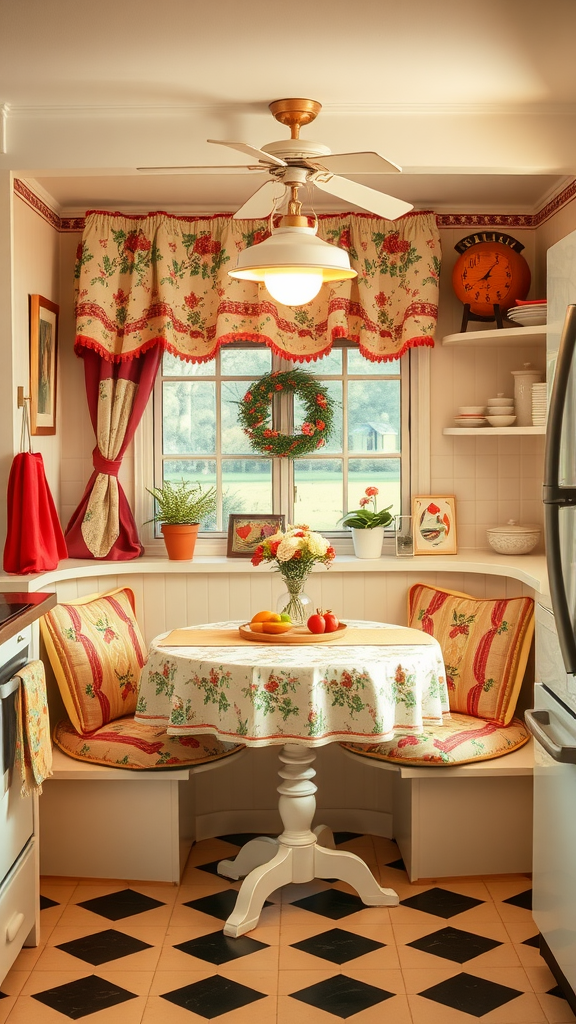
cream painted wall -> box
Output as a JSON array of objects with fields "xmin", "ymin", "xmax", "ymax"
[{"xmin": 12, "ymin": 197, "xmax": 61, "ymax": 505}]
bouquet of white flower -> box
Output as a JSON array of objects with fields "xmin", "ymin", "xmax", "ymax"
[{"xmin": 251, "ymin": 525, "xmax": 335, "ymax": 624}]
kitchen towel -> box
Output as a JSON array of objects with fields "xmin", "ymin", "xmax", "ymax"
[{"xmin": 14, "ymin": 660, "xmax": 52, "ymax": 795}]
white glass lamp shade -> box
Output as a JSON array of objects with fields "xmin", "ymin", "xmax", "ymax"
[{"xmin": 229, "ymin": 224, "xmax": 357, "ymax": 307}]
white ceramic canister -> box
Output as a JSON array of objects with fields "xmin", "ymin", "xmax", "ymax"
[{"xmin": 511, "ymin": 363, "xmax": 543, "ymax": 426}]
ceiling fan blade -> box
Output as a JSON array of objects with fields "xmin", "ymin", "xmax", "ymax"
[
  {"xmin": 233, "ymin": 179, "xmax": 286, "ymax": 219},
  {"xmin": 312, "ymin": 173, "xmax": 413, "ymax": 220},
  {"xmin": 317, "ymin": 152, "xmax": 402, "ymax": 175},
  {"xmin": 207, "ymin": 140, "xmax": 287, "ymax": 167},
  {"xmin": 136, "ymin": 165, "xmax": 258, "ymax": 174}
]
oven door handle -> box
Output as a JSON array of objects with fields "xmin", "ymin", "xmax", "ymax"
[
  {"xmin": 525, "ymin": 708, "xmax": 576, "ymax": 763},
  {"xmin": 0, "ymin": 676, "xmax": 20, "ymax": 699}
]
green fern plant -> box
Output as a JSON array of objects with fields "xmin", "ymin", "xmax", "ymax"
[{"xmin": 145, "ymin": 480, "xmax": 218, "ymax": 525}]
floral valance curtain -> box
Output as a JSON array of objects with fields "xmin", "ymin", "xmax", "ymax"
[{"xmin": 75, "ymin": 210, "xmax": 441, "ymax": 364}]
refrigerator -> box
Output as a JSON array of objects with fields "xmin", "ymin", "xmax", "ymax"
[{"xmin": 527, "ymin": 229, "xmax": 576, "ymax": 1012}]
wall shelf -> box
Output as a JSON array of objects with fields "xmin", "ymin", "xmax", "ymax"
[
  {"xmin": 442, "ymin": 325, "xmax": 546, "ymax": 347},
  {"xmin": 444, "ymin": 426, "xmax": 545, "ymax": 435}
]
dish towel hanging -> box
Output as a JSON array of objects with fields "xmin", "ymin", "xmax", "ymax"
[
  {"xmin": 3, "ymin": 399, "xmax": 67, "ymax": 573},
  {"xmin": 14, "ymin": 660, "xmax": 53, "ymax": 796}
]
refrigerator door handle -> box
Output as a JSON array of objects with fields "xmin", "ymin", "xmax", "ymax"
[
  {"xmin": 525, "ymin": 708, "xmax": 576, "ymax": 763},
  {"xmin": 543, "ymin": 304, "xmax": 576, "ymax": 674}
]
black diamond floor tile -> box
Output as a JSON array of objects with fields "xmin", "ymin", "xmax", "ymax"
[
  {"xmin": 32, "ymin": 975, "xmax": 136, "ymax": 1019},
  {"xmin": 400, "ymin": 886, "xmax": 484, "ymax": 918},
  {"xmin": 523, "ymin": 933, "xmax": 540, "ymax": 948},
  {"xmin": 291, "ymin": 927, "xmax": 385, "ymax": 964},
  {"xmin": 419, "ymin": 971, "xmax": 522, "ymax": 1017},
  {"xmin": 291, "ymin": 889, "xmax": 366, "ymax": 920},
  {"xmin": 174, "ymin": 929, "xmax": 269, "ymax": 965},
  {"xmin": 56, "ymin": 928, "xmax": 152, "ymax": 965},
  {"xmin": 194, "ymin": 859, "xmax": 224, "ymax": 876},
  {"xmin": 161, "ymin": 975, "xmax": 266, "ymax": 1018},
  {"xmin": 333, "ymin": 832, "xmax": 362, "ymax": 845},
  {"xmin": 548, "ymin": 984, "xmax": 568, "ymax": 999},
  {"xmin": 408, "ymin": 926, "xmax": 502, "ymax": 963},
  {"xmin": 503, "ymin": 888, "xmax": 532, "ymax": 910},
  {"xmin": 216, "ymin": 833, "xmax": 275, "ymax": 846},
  {"xmin": 184, "ymin": 889, "xmax": 272, "ymax": 921},
  {"xmin": 0, "ymin": 992, "xmax": 6, "ymax": 999},
  {"xmin": 39, "ymin": 894, "xmax": 59, "ymax": 910},
  {"xmin": 385, "ymin": 857, "xmax": 406, "ymax": 871},
  {"xmin": 76, "ymin": 888, "xmax": 165, "ymax": 921},
  {"xmin": 290, "ymin": 974, "xmax": 393, "ymax": 1018}
]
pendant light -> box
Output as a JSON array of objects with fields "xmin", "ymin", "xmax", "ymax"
[{"xmin": 228, "ymin": 185, "xmax": 357, "ymax": 306}]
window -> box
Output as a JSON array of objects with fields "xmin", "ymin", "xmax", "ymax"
[{"xmin": 154, "ymin": 343, "xmax": 409, "ymax": 537}]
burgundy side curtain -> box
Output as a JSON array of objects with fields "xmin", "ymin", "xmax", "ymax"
[{"xmin": 65, "ymin": 348, "xmax": 160, "ymax": 559}]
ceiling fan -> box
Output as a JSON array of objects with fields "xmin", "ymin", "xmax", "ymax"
[{"xmin": 138, "ymin": 98, "xmax": 413, "ymax": 221}]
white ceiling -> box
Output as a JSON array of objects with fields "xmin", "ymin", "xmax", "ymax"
[{"xmin": 2, "ymin": 0, "xmax": 576, "ymax": 214}]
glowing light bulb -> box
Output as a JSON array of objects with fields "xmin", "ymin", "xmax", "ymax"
[{"xmin": 262, "ymin": 268, "xmax": 324, "ymax": 306}]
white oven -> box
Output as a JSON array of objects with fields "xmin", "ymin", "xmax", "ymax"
[{"xmin": 0, "ymin": 625, "xmax": 37, "ymax": 981}]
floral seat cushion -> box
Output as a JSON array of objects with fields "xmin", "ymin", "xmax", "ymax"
[
  {"xmin": 40, "ymin": 588, "xmax": 147, "ymax": 734},
  {"xmin": 54, "ymin": 716, "xmax": 244, "ymax": 771},
  {"xmin": 341, "ymin": 713, "xmax": 530, "ymax": 767},
  {"xmin": 407, "ymin": 583, "xmax": 534, "ymax": 726}
]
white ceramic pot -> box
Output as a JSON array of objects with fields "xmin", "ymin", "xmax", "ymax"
[{"xmin": 352, "ymin": 527, "xmax": 385, "ymax": 559}]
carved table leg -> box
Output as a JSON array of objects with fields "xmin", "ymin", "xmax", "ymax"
[{"xmin": 219, "ymin": 742, "xmax": 398, "ymax": 936}]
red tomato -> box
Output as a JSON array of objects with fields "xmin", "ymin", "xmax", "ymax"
[
  {"xmin": 323, "ymin": 610, "xmax": 340, "ymax": 633},
  {"xmin": 307, "ymin": 611, "xmax": 326, "ymax": 634}
]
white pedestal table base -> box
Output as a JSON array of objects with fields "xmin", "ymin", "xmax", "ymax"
[{"xmin": 217, "ymin": 742, "xmax": 398, "ymax": 937}]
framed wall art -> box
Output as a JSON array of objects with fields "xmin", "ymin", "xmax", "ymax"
[
  {"xmin": 227, "ymin": 514, "xmax": 285, "ymax": 558},
  {"xmin": 412, "ymin": 496, "xmax": 457, "ymax": 555},
  {"xmin": 29, "ymin": 294, "xmax": 59, "ymax": 435}
]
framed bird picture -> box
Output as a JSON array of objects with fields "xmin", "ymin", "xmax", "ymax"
[{"xmin": 412, "ymin": 496, "xmax": 457, "ymax": 555}]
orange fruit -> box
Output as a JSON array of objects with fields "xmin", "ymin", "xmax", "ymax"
[
  {"xmin": 261, "ymin": 621, "xmax": 293, "ymax": 634},
  {"xmin": 249, "ymin": 622, "xmax": 266, "ymax": 633},
  {"xmin": 251, "ymin": 610, "xmax": 281, "ymax": 623}
]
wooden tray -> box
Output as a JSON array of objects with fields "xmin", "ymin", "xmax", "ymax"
[{"xmin": 238, "ymin": 623, "xmax": 348, "ymax": 644}]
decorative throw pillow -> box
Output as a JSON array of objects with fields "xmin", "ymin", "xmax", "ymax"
[
  {"xmin": 40, "ymin": 588, "xmax": 147, "ymax": 735},
  {"xmin": 341, "ymin": 713, "xmax": 530, "ymax": 767},
  {"xmin": 407, "ymin": 583, "xmax": 534, "ymax": 725},
  {"xmin": 53, "ymin": 717, "xmax": 244, "ymax": 771}
]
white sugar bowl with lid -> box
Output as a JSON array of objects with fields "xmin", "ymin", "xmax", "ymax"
[{"xmin": 487, "ymin": 520, "xmax": 541, "ymax": 555}]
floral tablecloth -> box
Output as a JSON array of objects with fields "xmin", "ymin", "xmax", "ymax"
[{"xmin": 135, "ymin": 621, "xmax": 449, "ymax": 747}]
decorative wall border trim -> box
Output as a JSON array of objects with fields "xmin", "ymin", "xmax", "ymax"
[
  {"xmin": 14, "ymin": 176, "xmax": 576, "ymax": 234},
  {"xmin": 14, "ymin": 178, "xmax": 60, "ymax": 230}
]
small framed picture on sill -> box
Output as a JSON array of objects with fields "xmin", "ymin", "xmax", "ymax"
[
  {"xmin": 227, "ymin": 514, "xmax": 286, "ymax": 558},
  {"xmin": 29, "ymin": 294, "xmax": 59, "ymax": 435},
  {"xmin": 412, "ymin": 496, "xmax": 457, "ymax": 555}
]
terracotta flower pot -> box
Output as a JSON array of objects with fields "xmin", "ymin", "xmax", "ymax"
[{"xmin": 161, "ymin": 523, "xmax": 199, "ymax": 561}]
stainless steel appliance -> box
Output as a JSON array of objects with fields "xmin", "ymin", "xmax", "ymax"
[{"xmin": 528, "ymin": 291, "xmax": 576, "ymax": 1012}]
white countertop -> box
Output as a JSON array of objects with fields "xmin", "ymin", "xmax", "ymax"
[{"xmin": 0, "ymin": 550, "xmax": 548, "ymax": 594}]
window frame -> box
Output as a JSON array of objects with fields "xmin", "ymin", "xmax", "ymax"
[{"xmin": 138, "ymin": 341, "xmax": 420, "ymax": 556}]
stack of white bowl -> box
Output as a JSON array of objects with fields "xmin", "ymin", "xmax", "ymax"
[
  {"xmin": 485, "ymin": 395, "xmax": 516, "ymax": 427},
  {"xmin": 532, "ymin": 382, "xmax": 547, "ymax": 426},
  {"xmin": 454, "ymin": 406, "xmax": 486, "ymax": 428}
]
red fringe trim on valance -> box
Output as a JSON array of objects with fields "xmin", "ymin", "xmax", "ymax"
[{"xmin": 75, "ymin": 331, "xmax": 436, "ymax": 365}]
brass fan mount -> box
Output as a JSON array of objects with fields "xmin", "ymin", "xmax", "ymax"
[{"xmin": 269, "ymin": 98, "xmax": 322, "ymax": 139}]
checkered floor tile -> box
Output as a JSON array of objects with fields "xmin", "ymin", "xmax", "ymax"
[{"xmin": 1, "ymin": 834, "xmax": 573, "ymax": 1022}]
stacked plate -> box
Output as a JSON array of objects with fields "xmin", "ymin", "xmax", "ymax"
[
  {"xmin": 454, "ymin": 406, "xmax": 486, "ymax": 428},
  {"xmin": 506, "ymin": 302, "xmax": 547, "ymax": 327},
  {"xmin": 532, "ymin": 382, "xmax": 547, "ymax": 426}
]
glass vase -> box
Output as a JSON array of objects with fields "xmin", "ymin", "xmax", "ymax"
[{"xmin": 276, "ymin": 576, "xmax": 313, "ymax": 626}]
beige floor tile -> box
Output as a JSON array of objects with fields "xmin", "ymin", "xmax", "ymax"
[
  {"xmin": 525, "ymin": 965, "xmax": 564, "ymax": 992},
  {"xmin": 515, "ymin": 942, "xmax": 549, "ymax": 968},
  {"xmin": 174, "ymin": 878, "xmax": 240, "ymax": 904},
  {"xmin": 466, "ymin": 943, "xmax": 522, "ymax": 968},
  {"xmin": 6, "ymin": 944, "xmax": 45, "ymax": 972},
  {"xmin": 340, "ymin": 964, "xmax": 405, "ymax": 992},
  {"xmin": 33, "ymin": 943, "xmax": 162, "ymax": 973},
  {"xmin": 480, "ymin": 991, "xmax": 548, "ymax": 1022},
  {"xmin": 278, "ymin": 967, "xmax": 341, "ymax": 995},
  {"xmin": 496, "ymin": 902, "xmax": 538, "ymax": 925},
  {"xmin": 462, "ymin": 964, "xmax": 532, "ymax": 991},
  {"xmin": 449, "ymin": 902, "xmax": 505, "ymax": 925},
  {"xmin": 149, "ymin": 968, "xmax": 216, "ymax": 994},
  {"xmin": 401, "ymin": 965, "xmax": 461, "ymax": 992},
  {"xmin": 389, "ymin": 905, "xmax": 449, "ymax": 927},
  {"xmin": 217, "ymin": 966, "xmax": 278, "ymax": 993},
  {"xmin": 536, "ymin": 991, "xmax": 576, "ymax": 1023}
]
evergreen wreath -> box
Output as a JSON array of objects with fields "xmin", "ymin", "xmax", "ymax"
[{"xmin": 239, "ymin": 368, "xmax": 334, "ymax": 458}]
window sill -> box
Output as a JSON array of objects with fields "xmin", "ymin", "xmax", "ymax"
[{"xmin": 0, "ymin": 550, "xmax": 547, "ymax": 594}]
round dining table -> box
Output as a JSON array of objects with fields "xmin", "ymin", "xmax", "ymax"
[{"xmin": 135, "ymin": 619, "xmax": 449, "ymax": 937}]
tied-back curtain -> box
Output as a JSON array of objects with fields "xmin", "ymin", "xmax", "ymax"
[
  {"xmin": 65, "ymin": 348, "xmax": 160, "ymax": 559},
  {"xmin": 75, "ymin": 210, "xmax": 441, "ymax": 364}
]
